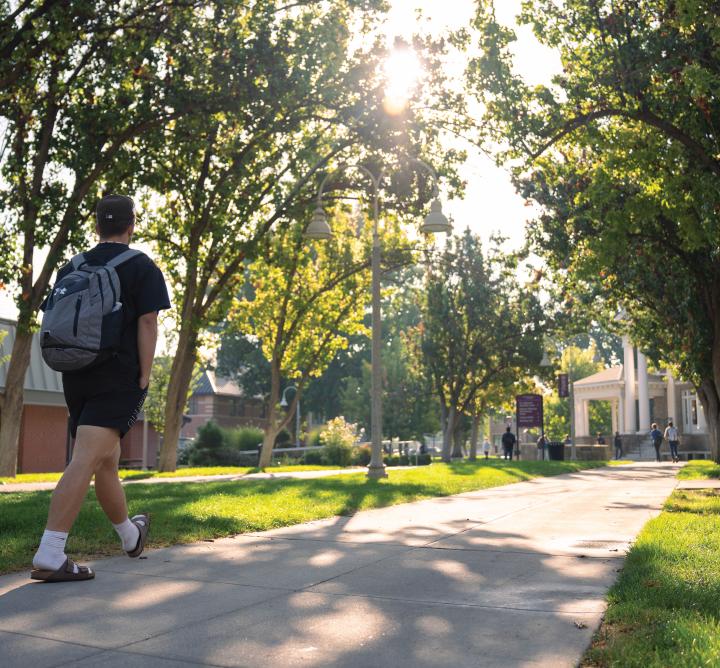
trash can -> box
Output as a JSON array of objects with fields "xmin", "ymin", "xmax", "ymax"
[{"xmin": 547, "ymin": 441, "xmax": 565, "ymax": 461}]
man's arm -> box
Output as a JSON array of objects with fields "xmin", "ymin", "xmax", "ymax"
[{"xmin": 137, "ymin": 311, "xmax": 158, "ymax": 389}]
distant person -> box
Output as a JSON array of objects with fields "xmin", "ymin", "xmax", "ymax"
[
  {"xmin": 650, "ymin": 423, "xmax": 664, "ymax": 462},
  {"xmin": 596, "ymin": 432, "xmax": 606, "ymax": 445},
  {"xmin": 664, "ymin": 421, "xmax": 680, "ymax": 463},
  {"xmin": 536, "ymin": 432, "xmax": 547, "ymax": 461},
  {"xmin": 31, "ymin": 194, "xmax": 171, "ymax": 582},
  {"xmin": 501, "ymin": 426, "xmax": 516, "ymax": 460},
  {"xmin": 613, "ymin": 431, "xmax": 623, "ymax": 460},
  {"xmin": 482, "ymin": 437, "xmax": 491, "ymax": 460}
]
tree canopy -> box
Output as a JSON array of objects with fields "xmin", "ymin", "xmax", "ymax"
[{"xmin": 468, "ymin": 0, "xmax": 720, "ymax": 460}]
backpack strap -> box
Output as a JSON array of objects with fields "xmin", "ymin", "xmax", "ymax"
[
  {"xmin": 105, "ymin": 248, "xmax": 143, "ymax": 268},
  {"xmin": 70, "ymin": 253, "xmax": 86, "ymax": 270}
]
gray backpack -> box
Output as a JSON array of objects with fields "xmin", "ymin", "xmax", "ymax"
[{"xmin": 41, "ymin": 249, "xmax": 142, "ymax": 371}]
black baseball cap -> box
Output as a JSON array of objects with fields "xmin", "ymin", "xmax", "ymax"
[{"xmin": 96, "ymin": 194, "xmax": 136, "ymax": 225}]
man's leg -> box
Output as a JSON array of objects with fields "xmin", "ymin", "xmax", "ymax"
[
  {"xmin": 33, "ymin": 426, "xmax": 121, "ymax": 572},
  {"xmin": 94, "ymin": 443, "xmax": 143, "ymax": 552}
]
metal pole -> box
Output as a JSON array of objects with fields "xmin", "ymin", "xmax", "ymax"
[
  {"xmin": 570, "ymin": 375, "xmax": 577, "ymax": 461},
  {"xmin": 295, "ymin": 398, "xmax": 301, "ymax": 448},
  {"xmin": 367, "ymin": 182, "xmax": 387, "ymax": 479}
]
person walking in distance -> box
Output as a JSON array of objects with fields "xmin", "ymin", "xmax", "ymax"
[
  {"xmin": 501, "ymin": 426, "xmax": 516, "ymax": 460},
  {"xmin": 664, "ymin": 421, "xmax": 680, "ymax": 463},
  {"xmin": 31, "ymin": 195, "xmax": 171, "ymax": 582},
  {"xmin": 613, "ymin": 431, "xmax": 623, "ymax": 460},
  {"xmin": 536, "ymin": 432, "xmax": 547, "ymax": 461},
  {"xmin": 482, "ymin": 436, "xmax": 491, "ymax": 460},
  {"xmin": 650, "ymin": 423, "xmax": 664, "ymax": 463}
]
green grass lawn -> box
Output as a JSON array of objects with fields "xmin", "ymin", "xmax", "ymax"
[
  {"xmin": 0, "ymin": 464, "xmax": 351, "ymax": 485},
  {"xmin": 676, "ymin": 459, "xmax": 720, "ymax": 480},
  {"xmin": 0, "ymin": 459, "xmax": 603, "ymax": 575},
  {"xmin": 583, "ymin": 487, "xmax": 720, "ymax": 667}
]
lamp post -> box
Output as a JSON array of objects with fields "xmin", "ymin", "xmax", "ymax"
[
  {"xmin": 540, "ymin": 349, "xmax": 552, "ymax": 460},
  {"xmin": 279, "ymin": 385, "xmax": 301, "ymax": 448},
  {"xmin": 305, "ymin": 160, "xmax": 450, "ymax": 479}
]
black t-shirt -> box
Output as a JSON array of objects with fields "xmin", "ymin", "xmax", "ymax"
[{"xmin": 52, "ymin": 242, "xmax": 171, "ymax": 386}]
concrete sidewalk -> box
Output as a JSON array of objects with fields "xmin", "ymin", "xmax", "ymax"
[{"xmin": 0, "ymin": 462, "xmax": 678, "ymax": 667}]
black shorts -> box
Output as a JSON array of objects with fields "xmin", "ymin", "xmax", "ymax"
[{"xmin": 63, "ymin": 375, "xmax": 148, "ymax": 439}]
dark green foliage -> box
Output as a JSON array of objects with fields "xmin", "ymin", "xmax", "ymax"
[
  {"xmin": 301, "ymin": 449, "xmax": 325, "ymax": 465},
  {"xmin": 187, "ymin": 422, "xmax": 261, "ymax": 466}
]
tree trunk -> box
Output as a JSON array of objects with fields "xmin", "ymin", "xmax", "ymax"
[
  {"xmin": 0, "ymin": 326, "xmax": 34, "ymax": 476},
  {"xmin": 469, "ymin": 414, "xmax": 480, "ymax": 461},
  {"xmin": 698, "ymin": 378, "xmax": 720, "ymax": 463},
  {"xmin": 441, "ymin": 404, "xmax": 456, "ymax": 462},
  {"xmin": 258, "ymin": 359, "xmax": 282, "ymax": 469},
  {"xmin": 158, "ymin": 324, "xmax": 199, "ymax": 472},
  {"xmin": 452, "ymin": 421, "xmax": 464, "ymax": 459}
]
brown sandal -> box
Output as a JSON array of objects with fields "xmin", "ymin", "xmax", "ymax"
[
  {"xmin": 126, "ymin": 513, "xmax": 150, "ymax": 558},
  {"xmin": 31, "ymin": 557, "xmax": 95, "ymax": 582}
]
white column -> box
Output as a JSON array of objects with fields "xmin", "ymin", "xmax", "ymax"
[
  {"xmin": 637, "ymin": 351, "xmax": 650, "ymax": 430},
  {"xmin": 697, "ymin": 395, "xmax": 708, "ymax": 432},
  {"xmin": 611, "ymin": 398, "xmax": 618, "ymax": 434},
  {"xmin": 574, "ymin": 395, "xmax": 588, "ymax": 436},
  {"xmin": 666, "ymin": 370, "xmax": 677, "ymax": 424},
  {"xmin": 582, "ymin": 400, "xmax": 590, "ymax": 437},
  {"xmin": 622, "ymin": 336, "xmax": 637, "ymax": 433},
  {"xmin": 618, "ymin": 391, "xmax": 625, "ymax": 433}
]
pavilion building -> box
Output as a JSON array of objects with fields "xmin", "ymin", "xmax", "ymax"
[{"xmin": 572, "ymin": 336, "xmax": 710, "ymax": 457}]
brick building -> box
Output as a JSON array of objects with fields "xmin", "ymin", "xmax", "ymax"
[{"xmin": 181, "ymin": 370, "xmax": 267, "ymax": 439}]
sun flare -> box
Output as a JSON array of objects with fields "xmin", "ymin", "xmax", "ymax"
[{"xmin": 383, "ymin": 47, "xmax": 422, "ymax": 115}]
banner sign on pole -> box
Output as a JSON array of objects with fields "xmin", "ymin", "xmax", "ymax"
[
  {"xmin": 558, "ymin": 373, "xmax": 569, "ymax": 398},
  {"xmin": 516, "ymin": 394, "xmax": 544, "ymax": 429}
]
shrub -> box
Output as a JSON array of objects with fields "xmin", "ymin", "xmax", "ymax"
[
  {"xmin": 305, "ymin": 427, "xmax": 325, "ymax": 447},
  {"xmin": 321, "ymin": 416, "xmax": 356, "ymax": 466},
  {"xmin": 302, "ymin": 449, "xmax": 324, "ymax": 465},
  {"xmin": 195, "ymin": 421, "xmax": 224, "ymax": 450},
  {"xmin": 352, "ymin": 444, "xmax": 372, "ymax": 466},
  {"xmin": 226, "ymin": 426, "xmax": 264, "ymax": 451},
  {"xmin": 275, "ymin": 428, "xmax": 292, "ymax": 447}
]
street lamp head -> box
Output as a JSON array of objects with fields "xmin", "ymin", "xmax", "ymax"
[
  {"xmin": 304, "ymin": 206, "xmax": 333, "ymax": 240},
  {"xmin": 540, "ymin": 350, "xmax": 552, "ymax": 367},
  {"xmin": 420, "ymin": 199, "xmax": 451, "ymax": 234},
  {"xmin": 279, "ymin": 396, "xmax": 288, "ymax": 408}
]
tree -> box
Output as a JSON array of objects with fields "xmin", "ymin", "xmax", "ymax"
[
  {"xmin": 543, "ymin": 345, "xmax": 610, "ymax": 440},
  {"xmin": 468, "ymin": 1, "xmax": 720, "ymax": 460},
  {"xmin": 229, "ymin": 208, "xmax": 371, "ymax": 468},
  {"xmin": 422, "ymin": 230, "xmax": 544, "ymax": 462},
  {"xmin": 0, "ymin": 0, "xmax": 227, "ymax": 475},
  {"xmin": 142, "ymin": 1, "xmax": 461, "ymax": 471}
]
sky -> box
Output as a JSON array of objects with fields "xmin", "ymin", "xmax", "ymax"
[
  {"xmin": 383, "ymin": 0, "xmax": 561, "ymax": 249},
  {"xmin": 0, "ymin": 1, "xmax": 560, "ymax": 321}
]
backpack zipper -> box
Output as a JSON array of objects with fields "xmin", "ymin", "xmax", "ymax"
[{"xmin": 73, "ymin": 296, "xmax": 81, "ymax": 336}]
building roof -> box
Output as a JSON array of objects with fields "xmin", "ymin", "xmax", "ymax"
[
  {"xmin": 574, "ymin": 365, "xmax": 667, "ymax": 388},
  {"xmin": 193, "ymin": 369, "xmax": 244, "ymax": 397},
  {"xmin": 0, "ymin": 317, "xmax": 64, "ymax": 406},
  {"xmin": 574, "ymin": 366, "xmax": 623, "ymax": 387}
]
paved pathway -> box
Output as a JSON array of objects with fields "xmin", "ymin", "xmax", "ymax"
[{"xmin": 0, "ymin": 462, "xmax": 679, "ymax": 668}]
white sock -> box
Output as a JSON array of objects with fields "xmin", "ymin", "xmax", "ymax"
[
  {"xmin": 113, "ymin": 518, "xmax": 140, "ymax": 551},
  {"xmin": 33, "ymin": 529, "xmax": 76, "ymax": 572}
]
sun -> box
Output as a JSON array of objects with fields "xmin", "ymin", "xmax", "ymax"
[{"xmin": 383, "ymin": 47, "xmax": 423, "ymax": 115}]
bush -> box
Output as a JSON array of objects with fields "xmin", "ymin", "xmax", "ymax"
[
  {"xmin": 275, "ymin": 428, "xmax": 292, "ymax": 447},
  {"xmin": 226, "ymin": 426, "xmax": 264, "ymax": 451},
  {"xmin": 321, "ymin": 416, "xmax": 356, "ymax": 466},
  {"xmin": 301, "ymin": 449, "xmax": 324, "ymax": 465},
  {"xmin": 352, "ymin": 444, "xmax": 372, "ymax": 466},
  {"xmin": 195, "ymin": 421, "xmax": 224, "ymax": 450},
  {"xmin": 305, "ymin": 427, "xmax": 325, "ymax": 447}
]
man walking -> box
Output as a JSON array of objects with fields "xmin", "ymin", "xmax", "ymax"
[
  {"xmin": 613, "ymin": 431, "xmax": 623, "ymax": 460},
  {"xmin": 31, "ymin": 195, "xmax": 171, "ymax": 582},
  {"xmin": 501, "ymin": 426, "xmax": 516, "ymax": 460},
  {"xmin": 664, "ymin": 421, "xmax": 680, "ymax": 463},
  {"xmin": 650, "ymin": 423, "xmax": 664, "ymax": 463}
]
